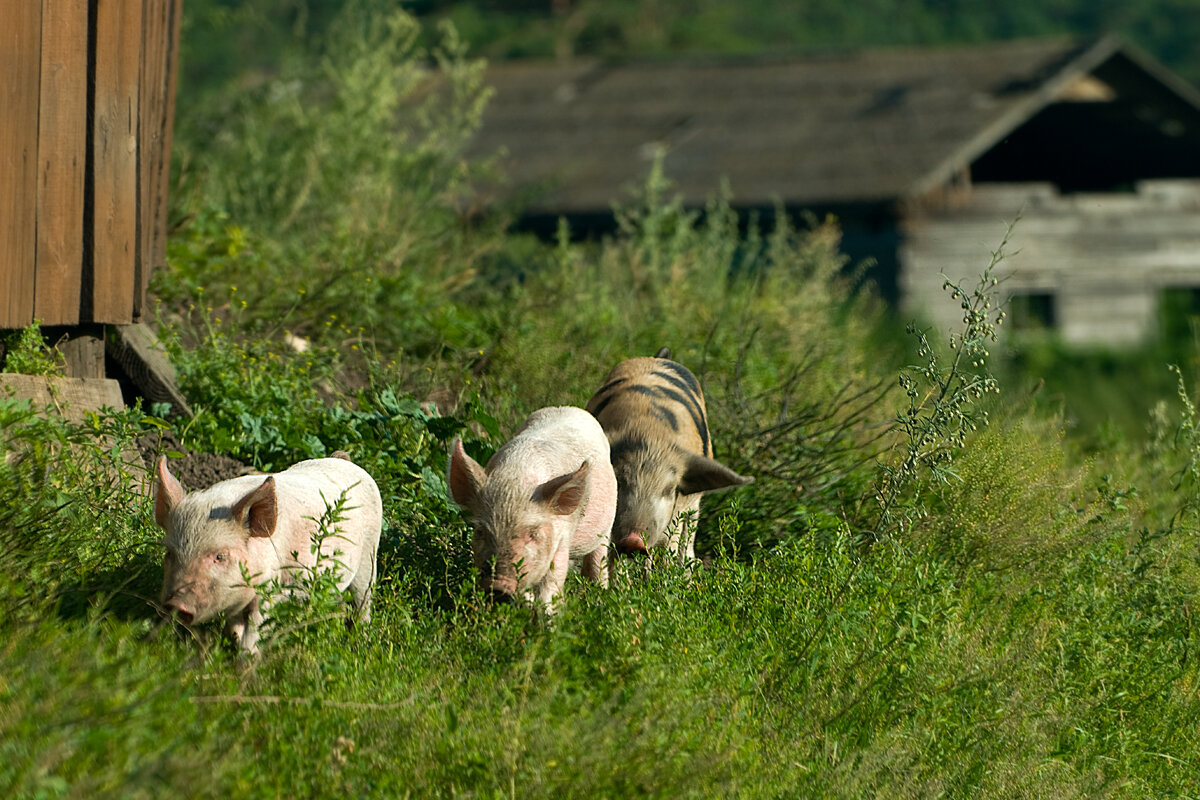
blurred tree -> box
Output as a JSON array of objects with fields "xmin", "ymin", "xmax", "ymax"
[{"xmin": 179, "ymin": 0, "xmax": 1200, "ymax": 99}]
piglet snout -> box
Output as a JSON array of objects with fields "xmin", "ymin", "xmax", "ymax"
[
  {"xmin": 164, "ymin": 600, "xmax": 194, "ymax": 626},
  {"xmin": 484, "ymin": 575, "xmax": 518, "ymax": 602},
  {"xmin": 616, "ymin": 532, "xmax": 648, "ymax": 555}
]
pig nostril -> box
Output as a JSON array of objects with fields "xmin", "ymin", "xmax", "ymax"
[
  {"xmin": 488, "ymin": 588, "xmax": 514, "ymax": 604},
  {"xmin": 165, "ymin": 603, "xmax": 193, "ymax": 626},
  {"xmin": 617, "ymin": 532, "xmax": 648, "ymax": 556}
]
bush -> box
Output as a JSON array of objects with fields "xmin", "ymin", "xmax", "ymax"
[
  {"xmin": 0, "ymin": 403, "xmax": 166, "ymax": 622},
  {"xmin": 915, "ymin": 414, "xmax": 1100, "ymax": 576},
  {"xmin": 163, "ymin": 0, "xmax": 503, "ymax": 360},
  {"xmin": 1, "ymin": 322, "xmax": 65, "ymax": 376}
]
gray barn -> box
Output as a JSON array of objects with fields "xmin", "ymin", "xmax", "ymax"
[{"xmin": 470, "ymin": 36, "xmax": 1200, "ymax": 346}]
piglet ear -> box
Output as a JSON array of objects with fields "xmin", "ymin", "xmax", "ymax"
[
  {"xmin": 232, "ymin": 476, "xmax": 278, "ymax": 538},
  {"xmin": 539, "ymin": 461, "xmax": 590, "ymax": 516},
  {"xmin": 154, "ymin": 456, "xmax": 186, "ymax": 529},
  {"xmin": 447, "ymin": 438, "xmax": 487, "ymax": 511},
  {"xmin": 678, "ymin": 452, "xmax": 754, "ymax": 496}
]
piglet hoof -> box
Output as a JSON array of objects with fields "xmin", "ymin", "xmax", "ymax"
[
  {"xmin": 617, "ymin": 532, "xmax": 648, "ymax": 556},
  {"xmin": 236, "ymin": 647, "xmax": 263, "ymax": 670}
]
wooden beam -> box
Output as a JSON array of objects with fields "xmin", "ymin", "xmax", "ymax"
[
  {"xmin": 0, "ymin": 373, "xmax": 125, "ymax": 425},
  {"xmin": 55, "ymin": 324, "xmax": 107, "ymax": 379},
  {"xmin": 34, "ymin": 0, "xmax": 89, "ymax": 326},
  {"xmin": 136, "ymin": 0, "xmax": 181, "ymax": 320},
  {"xmin": 904, "ymin": 36, "xmax": 1125, "ymax": 203},
  {"xmin": 91, "ymin": 0, "xmax": 141, "ymax": 325},
  {"xmin": 159, "ymin": 0, "xmax": 182, "ymax": 281},
  {"xmin": 0, "ymin": 3, "xmax": 42, "ymax": 329},
  {"xmin": 107, "ymin": 322, "xmax": 192, "ymax": 417}
]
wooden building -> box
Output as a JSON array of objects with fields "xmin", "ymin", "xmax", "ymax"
[
  {"xmin": 1, "ymin": 0, "xmax": 182, "ymax": 375},
  {"xmin": 470, "ymin": 36, "xmax": 1200, "ymax": 346}
]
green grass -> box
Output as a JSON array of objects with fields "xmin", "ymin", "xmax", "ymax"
[
  {"xmin": 4, "ymin": 432, "xmax": 1198, "ymax": 797},
  {"xmin": 4, "ymin": 4, "xmax": 1200, "ymax": 796}
]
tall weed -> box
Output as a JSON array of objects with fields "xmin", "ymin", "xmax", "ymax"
[
  {"xmin": 0, "ymin": 403, "xmax": 166, "ymax": 621},
  {"xmin": 164, "ymin": 1, "xmax": 502, "ymax": 357}
]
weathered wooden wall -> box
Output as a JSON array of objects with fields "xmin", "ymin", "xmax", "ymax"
[
  {"xmin": 0, "ymin": 0, "xmax": 182, "ymax": 330},
  {"xmin": 899, "ymin": 180, "xmax": 1200, "ymax": 346}
]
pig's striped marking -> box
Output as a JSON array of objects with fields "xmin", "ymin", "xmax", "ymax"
[
  {"xmin": 651, "ymin": 402, "xmax": 679, "ymax": 432},
  {"xmin": 593, "ymin": 376, "xmax": 629, "ymax": 399},
  {"xmin": 609, "ymin": 435, "xmax": 650, "ymax": 463},
  {"xmin": 588, "ymin": 361, "xmax": 711, "ymax": 457},
  {"xmin": 587, "ymin": 378, "xmax": 627, "ymax": 418},
  {"xmin": 654, "ymin": 360, "xmax": 702, "ymax": 397}
]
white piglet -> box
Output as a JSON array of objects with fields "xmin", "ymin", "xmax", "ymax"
[
  {"xmin": 447, "ymin": 406, "xmax": 617, "ymax": 612},
  {"xmin": 154, "ymin": 452, "xmax": 382, "ymax": 654}
]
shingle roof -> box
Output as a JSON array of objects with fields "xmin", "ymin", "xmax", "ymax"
[{"xmin": 470, "ymin": 36, "xmax": 1200, "ymax": 212}]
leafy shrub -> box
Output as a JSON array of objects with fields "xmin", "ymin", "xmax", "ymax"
[
  {"xmin": 251, "ymin": 488, "xmax": 369, "ymax": 656},
  {"xmin": 458, "ymin": 163, "xmax": 906, "ymax": 553},
  {"xmin": 163, "ymin": 0, "xmax": 503, "ymax": 359},
  {"xmin": 914, "ymin": 411, "xmax": 1106, "ymax": 576},
  {"xmin": 1, "ymin": 322, "xmax": 65, "ymax": 376}
]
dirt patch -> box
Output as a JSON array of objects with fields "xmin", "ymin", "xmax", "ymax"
[{"xmin": 136, "ymin": 430, "xmax": 256, "ymax": 491}]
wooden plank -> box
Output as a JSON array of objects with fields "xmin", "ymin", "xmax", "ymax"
[
  {"xmin": 136, "ymin": 0, "xmax": 161, "ymax": 320},
  {"xmin": 34, "ymin": 0, "xmax": 89, "ymax": 326},
  {"xmin": 57, "ymin": 324, "xmax": 107, "ymax": 379},
  {"xmin": 136, "ymin": 0, "xmax": 180, "ymax": 320},
  {"xmin": 0, "ymin": 374, "xmax": 125, "ymax": 424},
  {"xmin": 107, "ymin": 322, "xmax": 192, "ymax": 417},
  {"xmin": 91, "ymin": 0, "xmax": 141, "ymax": 325},
  {"xmin": 0, "ymin": 3, "xmax": 42, "ymax": 329},
  {"xmin": 156, "ymin": 0, "xmax": 183, "ymax": 305}
]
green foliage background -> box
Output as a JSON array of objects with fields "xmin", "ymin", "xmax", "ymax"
[
  {"xmin": 180, "ymin": 0, "xmax": 1200, "ymax": 93},
  {"xmin": 3, "ymin": 2, "xmax": 1200, "ymax": 797}
]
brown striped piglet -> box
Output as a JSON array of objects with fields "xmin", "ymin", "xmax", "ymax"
[
  {"xmin": 586, "ymin": 352, "xmax": 752, "ymax": 565},
  {"xmin": 154, "ymin": 452, "xmax": 382, "ymax": 654},
  {"xmin": 447, "ymin": 406, "xmax": 617, "ymax": 612}
]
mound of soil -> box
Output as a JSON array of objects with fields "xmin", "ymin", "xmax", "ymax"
[{"xmin": 136, "ymin": 430, "xmax": 256, "ymax": 491}]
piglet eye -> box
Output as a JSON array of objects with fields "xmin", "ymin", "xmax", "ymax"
[
  {"xmin": 527, "ymin": 527, "xmax": 541, "ymax": 542},
  {"xmin": 214, "ymin": 552, "xmax": 228, "ymax": 563}
]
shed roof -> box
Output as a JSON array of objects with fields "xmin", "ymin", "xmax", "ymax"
[{"xmin": 470, "ymin": 36, "xmax": 1200, "ymax": 213}]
